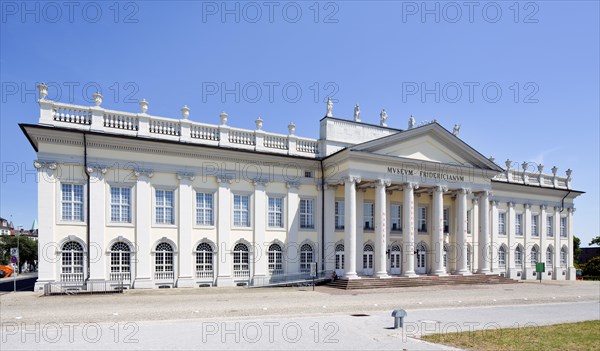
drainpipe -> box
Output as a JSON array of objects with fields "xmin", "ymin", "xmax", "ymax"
[
  {"xmin": 320, "ymin": 160, "xmax": 325, "ymax": 272},
  {"xmin": 84, "ymin": 133, "xmax": 91, "ymax": 285}
]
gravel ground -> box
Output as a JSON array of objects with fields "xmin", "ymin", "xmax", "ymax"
[{"xmin": 1, "ymin": 280, "xmax": 598, "ymax": 325}]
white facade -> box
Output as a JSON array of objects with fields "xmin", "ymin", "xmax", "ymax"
[{"xmin": 22, "ymin": 86, "xmax": 582, "ymax": 291}]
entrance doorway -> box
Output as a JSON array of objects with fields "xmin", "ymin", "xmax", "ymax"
[
  {"xmin": 390, "ymin": 244, "xmax": 401, "ymax": 275},
  {"xmin": 363, "ymin": 244, "xmax": 374, "ymax": 276},
  {"xmin": 416, "ymin": 243, "xmax": 427, "ymax": 274}
]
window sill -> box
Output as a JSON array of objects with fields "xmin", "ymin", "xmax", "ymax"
[
  {"xmin": 107, "ymin": 222, "xmax": 135, "ymax": 228},
  {"xmin": 299, "ymin": 227, "xmax": 316, "ymax": 232},
  {"xmin": 57, "ymin": 221, "xmax": 86, "ymax": 226},
  {"xmin": 193, "ymin": 224, "xmax": 215, "ymax": 230},
  {"xmin": 152, "ymin": 224, "xmax": 178, "ymax": 229}
]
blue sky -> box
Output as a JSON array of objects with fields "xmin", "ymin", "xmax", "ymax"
[{"xmin": 1, "ymin": 1, "xmax": 598, "ymax": 245}]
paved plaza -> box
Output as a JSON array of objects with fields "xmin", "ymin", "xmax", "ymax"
[{"xmin": 1, "ymin": 281, "xmax": 599, "ymax": 350}]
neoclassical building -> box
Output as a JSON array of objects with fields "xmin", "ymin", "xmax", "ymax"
[{"xmin": 21, "ymin": 85, "xmax": 582, "ymax": 291}]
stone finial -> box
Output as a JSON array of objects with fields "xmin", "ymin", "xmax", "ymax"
[
  {"xmin": 551, "ymin": 166, "xmax": 558, "ymax": 175},
  {"xmin": 326, "ymin": 97, "xmax": 333, "ymax": 117},
  {"xmin": 220, "ymin": 111, "xmax": 228, "ymax": 125},
  {"xmin": 521, "ymin": 162, "xmax": 528, "ymax": 171},
  {"xmin": 537, "ymin": 164, "xmax": 544, "ymax": 173},
  {"xmin": 353, "ymin": 104, "xmax": 361, "ymax": 122},
  {"xmin": 566, "ymin": 169, "xmax": 572, "ymax": 178},
  {"xmin": 489, "ymin": 156, "xmax": 495, "ymax": 164},
  {"xmin": 408, "ymin": 115, "xmax": 416, "ymax": 129},
  {"xmin": 505, "ymin": 159, "xmax": 512, "ymax": 169},
  {"xmin": 139, "ymin": 99, "xmax": 149, "ymax": 113},
  {"xmin": 181, "ymin": 105, "xmax": 190, "ymax": 119},
  {"xmin": 453, "ymin": 124, "xmax": 461, "ymax": 136},
  {"xmin": 93, "ymin": 92, "xmax": 103, "ymax": 106},
  {"xmin": 255, "ymin": 117, "xmax": 263, "ymax": 130},
  {"xmin": 288, "ymin": 122, "xmax": 296, "ymax": 135},
  {"xmin": 37, "ymin": 83, "xmax": 48, "ymax": 100},
  {"xmin": 380, "ymin": 109, "xmax": 388, "ymax": 127}
]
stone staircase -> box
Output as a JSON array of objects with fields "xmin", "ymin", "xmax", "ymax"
[{"xmin": 327, "ymin": 274, "xmax": 518, "ymax": 290}]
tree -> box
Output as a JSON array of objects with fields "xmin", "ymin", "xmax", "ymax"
[
  {"xmin": 582, "ymin": 257, "xmax": 600, "ymax": 277},
  {"xmin": 573, "ymin": 236, "xmax": 581, "ymax": 267},
  {"xmin": 0, "ymin": 235, "xmax": 38, "ymax": 269},
  {"xmin": 589, "ymin": 236, "xmax": 600, "ymax": 246}
]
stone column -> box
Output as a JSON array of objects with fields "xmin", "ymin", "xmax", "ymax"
[
  {"xmin": 355, "ymin": 189, "xmax": 365, "ymax": 274},
  {"xmin": 33, "ymin": 161, "xmax": 58, "ymax": 291},
  {"xmin": 323, "ymin": 184, "xmax": 336, "ymax": 272},
  {"xmin": 252, "ymin": 180, "xmax": 267, "ymax": 285},
  {"xmin": 567, "ymin": 208, "xmax": 576, "ymax": 280},
  {"xmin": 432, "ymin": 186, "xmax": 447, "ymax": 276},
  {"xmin": 176, "ymin": 173, "xmax": 195, "ymax": 288},
  {"xmin": 455, "ymin": 188, "xmax": 470, "ymax": 275},
  {"xmin": 216, "ymin": 176, "xmax": 234, "ymax": 286},
  {"xmin": 286, "ymin": 182, "xmax": 300, "ymax": 276},
  {"xmin": 88, "ymin": 166, "xmax": 107, "ymax": 282},
  {"xmin": 477, "ymin": 191, "xmax": 491, "ymax": 274},
  {"xmin": 540, "ymin": 205, "xmax": 547, "ymax": 278},
  {"xmin": 133, "ymin": 169, "xmax": 154, "ymax": 289},
  {"xmin": 402, "ymin": 182, "xmax": 418, "ymax": 277},
  {"xmin": 375, "ymin": 179, "xmax": 390, "ymax": 278},
  {"xmin": 553, "ymin": 206, "xmax": 562, "ymax": 279},
  {"xmin": 490, "ymin": 200, "xmax": 498, "ymax": 273},
  {"xmin": 523, "ymin": 204, "xmax": 532, "ymax": 279},
  {"xmin": 343, "ymin": 176, "xmax": 360, "ymax": 279},
  {"xmin": 471, "ymin": 198, "xmax": 479, "ymax": 273},
  {"xmin": 507, "ymin": 202, "xmax": 517, "ymax": 278}
]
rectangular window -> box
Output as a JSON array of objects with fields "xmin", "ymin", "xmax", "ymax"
[
  {"xmin": 110, "ymin": 187, "xmax": 131, "ymax": 223},
  {"xmin": 299, "ymin": 199, "xmax": 314, "ymax": 229},
  {"xmin": 62, "ymin": 183, "xmax": 84, "ymax": 221},
  {"xmin": 560, "ymin": 217, "xmax": 567, "ymax": 237},
  {"xmin": 547, "ymin": 215, "xmax": 554, "ymax": 237},
  {"xmin": 391, "ymin": 204, "xmax": 402, "ymax": 231},
  {"xmin": 531, "ymin": 215, "xmax": 539, "ymax": 236},
  {"xmin": 335, "ymin": 201, "xmax": 345, "ymax": 230},
  {"xmin": 155, "ymin": 189, "xmax": 174, "ymax": 224},
  {"xmin": 498, "ymin": 212, "xmax": 506, "ymax": 235},
  {"xmin": 268, "ymin": 196, "xmax": 284, "ymax": 228},
  {"xmin": 363, "ymin": 202, "xmax": 374, "ymax": 230},
  {"xmin": 443, "ymin": 208, "xmax": 449, "ymax": 233},
  {"xmin": 467, "ymin": 210, "xmax": 472, "ymax": 234},
  {"xmin": 233, "ymin": 194, "xmax": 250, "ymax": 227},
  {"xmin": 515, "ymin": 213, "xmax": 523, "ymax": 236},
  {"xmin": 417, "ymin": 206, "xmax": 427, "ymax": 233},
  {"xmin": 196, "ymin": 192, "xmax": 214, "ymax": 225}
]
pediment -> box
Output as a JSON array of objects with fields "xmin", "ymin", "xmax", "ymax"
[{"xmin": 351, "ymin": 123, "xmax": 502, "ymax": 171}]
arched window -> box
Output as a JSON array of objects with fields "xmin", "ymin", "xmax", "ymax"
[
  {"xmin": 196, "ymin": 243, "xmax": 213, "ymax": 278},
  {"xmin": 233, "ymin": 243, "xmax": 250, "ymax": 278},
  {"xmin": 363, "ymin": 244, "xmax": 374, "ymax": 274},
  {"xmin": 268, "ymin": 243, "xmax": 283, "ymax": 275},
  {"xmin": 300, "ymin": 244, "xmax": 313, "ymax": 273},
  {"xmin": 546, "ymin": 247, "xmax": 554, "ymax": 268},
  {"xmin": 335, "ymin": 244, "xmax": 345, "ymax": 270},
  {"xmin": 515, "ymin": 246, "xmax": 523, "ymax": 267},
  {"xmin": 560, "ymin": 247, "xmax": 568, "ymax": 267},
  {"xmin": 110, "ymin": 242, "xmax": 131, "ymax": 281},
  {"xmin": 498, "ymin": 246, "xmax": 506, "ymax": 267},
  {"xmin": 155, "ymin": 242, "xmax": 174, "ymax": 280},
  {"xmin": 390, "ymin": 244, "xmax": 401, "ymax": 273},
  {"xmin": 531, "ymin": 246, "xmax": 539, "ymax": 266},
  {"xmin": 61, "ymin": 241, "xmax": 84, "ymax": 282}
]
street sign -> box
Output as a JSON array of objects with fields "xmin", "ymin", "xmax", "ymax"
[
  {"xmin": 10, "ymin": 256, "xmax": 17, "ymax": 264},
  {"xmin": 310, "ymin": 262, "xmax": 317, "ymax": 277},
  {"xmin": 10, "ymin": 247, "xmax": 18, "ymax": 256}
]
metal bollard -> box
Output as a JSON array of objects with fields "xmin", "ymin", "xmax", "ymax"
[{"xmin": 391, "ymin": 309, "xmax": 407, "ymax": 329}]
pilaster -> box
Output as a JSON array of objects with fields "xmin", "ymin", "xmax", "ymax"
[
  {"xmin": 176, "ymin": 173, "xmax": 195, "ymax": 288},
  {"xmin": 133, "ymin": 169, "xmax": 154, "ymax": 289},
  {"xmin": 33, "ymin": 161, "xmax": 58, "ymax": 291}
]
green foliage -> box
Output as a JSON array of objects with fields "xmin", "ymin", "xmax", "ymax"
[
  {"xmin": 0, "ymin": 235, "xmax": 38, "ymax": 268},
  {"xmin": 582, "ymin": 256, "xmax": 600, "ymax": 277},
  {"xmin": 589, "ymin": 236, "xmax": 600, "ymax": 246},
  {"xmin": 573, "ymin": 236, "xmax": 581, "ymax": 267}
]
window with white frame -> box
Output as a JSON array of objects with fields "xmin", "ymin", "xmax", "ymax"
[
  {"xmin": 547, "ymin": 215, "xmax": 554, "ymax": 237},
  {"xmin": 268, "ymin": 197, "xmax": 284, "ymax": 228},
  {"xmin": 546, "ymin": 247, "xmax": 553, "ymax": 268},
  {"xmin": 233, "ymin": 243, "xmax": 250, "ymax": 277},
  {"xmin": 335, "ymin": 244, "xmax": 344, "ymax": 270},
  {"xmin": 155, "ymin": 242, "xmax": 174, "ymax": 275},
  {"xmin": 467, "ymin": 210, "xmax": 472, "ymax": 234},
  {"xmin": 155, "ymin": 189, "xmax": 174, "ymax": 225},
  {"xmin": 110, "ymin": 242, "xmax": 130, "ymax": 280},
  {"xmin": 268, "ymin": 243, "xmax": 283, "ymax": 274},
  {"xmin": 61, "ymin": 241, "xmax": 84, "ymax": 280},
  {"xmin": 560, "ymin": 247, "xmax": 567, "ymax": 267},
  {"xmin": 363, "ymin": 202, "xmax": 374, "ymax": 230},
  {"xmin": 110, "ymin": 187, "xmax": 131, "ymax": 223},
  {"xmin": 560, "ymin": 217, "xmax": 567, "ymax": 237},
  {"xmin": 498, "ymin": 212, "xmax": 506, "ymax": 235},
  {"xmin": 515, "ymin": 246, "xmax": 523, "ymax": 267},
  {"xmin": 195, "ymin": 243, "xmax": 213, "ymax": 277},
  {"xmin": 233, "ymin": 194, "xmax": 250, "ymax": 227},
  {"xmin": 515, "ymin": 213, "xmax": 523, "ymax": 236},
  {"xmin": 196, "ymin": 192, "xmax": 214, "ymax": 225},
  {"xmin": 531, "ymin": 215, "xmax": 539, "ymax": 236},
  {"xmin": 443, "ymin": 208, "xmax": 449, "ymax": 233},
  {"xmin": 300, "ymin": 244, "xmax": 313, "ymax": 273},
  {"xmin": 417, "ymin": 206, "xmax": 427, "ymax": 232},
  {"xmin": 61, "ymin": 183, "xmax": 84, "ymax": 221},
  {"xmin": 335, "ymin": 201, "xmax": 345, "ymax": 230},
  {"xmin": 531, "ymin": 247, "xmax": 539, "ymax": 266},
  {"xmin": 391, "ymin": 204, "xmax": 402, "ymax": 231},
  {"xmin": 498, "ymin": 246, "xmax": 506, "ymax": 267},
  {"xmin": 299, "ymin": 199, "xmax": 314, "ymax": 229}
]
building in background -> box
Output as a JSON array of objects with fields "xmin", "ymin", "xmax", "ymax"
[{"xmin": 21, "ymin": 85, "xmax": 583, "ymax": 291}]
